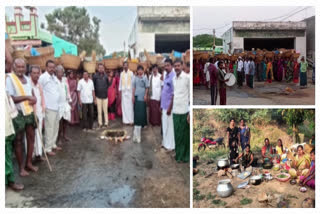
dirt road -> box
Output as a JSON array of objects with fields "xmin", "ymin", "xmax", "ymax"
[
  {"xmin": 193, "ymin": 161, "xmax": 315, "ymax": 208},
  {"xmin": 193, "ymin": 77, "xmax": 315, "ymax": 105},
  {"xmin": 5, "ymin": 119, "xmax": 189, "ymax": 208}
]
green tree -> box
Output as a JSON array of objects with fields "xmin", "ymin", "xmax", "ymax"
[
  {"xmin": 193, "ymin": 34, "xmax": 223, "ymax": 48},
  {"xmin": 281, "ymin": 109, "xmax": 315, "ymax": 144},
  {"xmin": 45, "ymin": 6, "xmax": 106, "ymax": 56}
]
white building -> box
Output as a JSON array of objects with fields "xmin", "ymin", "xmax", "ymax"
[
  {"xmin": 222, "ymin": 21, "xmax": 307, "ymax": 58},
  {"xmin": 128, "ymin": 6, "xmax": 190, "ymax": 58}
]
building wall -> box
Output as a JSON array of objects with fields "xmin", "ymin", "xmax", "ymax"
[
  {"xmin": 295, "ymin": 36, "xmax": 307, "ymax": 58},
  {"xmin": 232, "ymin": 37, "xmax": 244, "ymax": 52},
  {"xmin": 129, "ymin": 6, "xmax": 190, "ymax": 58},
  {"xmin": 304, "ymin": 16, "xmax": 315, "ymax": 60},
  {"xmin": 136, "ymin": 33, "xmax": 155, "ymax": 57}
]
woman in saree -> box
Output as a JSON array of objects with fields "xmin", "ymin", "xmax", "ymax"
[
  {"xmin": 275, "ymin": 138, "xmax": 285, "ymax": 162},
  {"xmin": 261, "ymin": 138, "xmax": 274, "ymax": 163},
  {"xmin": 239, "ymin": 119, "xmax": 250, "ymax": 151},
  {"xmin": 277, "ymin": 58, "xmax": 284, "ymax": 81},
  {"xmin": 293, "ymin": 58, "xmax": 300, "ymax": 83},
  {"xmin": 233, "ymin": 60, "xmax": 237, "ymax": 81},
  {"xmin": 300, "ymin": 57, "xmax": 308, "ymax": 87},
  {"xmin": 67, "ymin": 70, "xmax": 80, "ymax": 125},
  {"xmin": 293, "ymin": 145, "xmax": 311, "ymax": 176},
  {"xmin": 273, "ymin": 58, "xmax": 278, "ymax": 81},
  {"xmin": 285, "ymin": 59, "xmax": 294, "ymax": 82},
  {"xmin": 299, "ymin": 149, "xmax": 315, "ymax": 189},
  {"xmin": 193, "ymin": 59, "xmax": 200, "ymax": 86},
  {"xmin": 108, "ymin": 70, "xmax": 117, "ymax": 120},
  {"xmin": 261, "ymin": 59, "xmax": 267, "ymax": 81},
  {"xmin": 226, "ymin": 118, "xmax": 239, "ymax": 150}
]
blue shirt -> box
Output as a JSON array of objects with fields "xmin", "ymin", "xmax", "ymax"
[{"xmin": 160, "ymin": 70, "xmax": 175, "ymax": 110}]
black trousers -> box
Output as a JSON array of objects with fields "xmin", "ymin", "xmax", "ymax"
[
  {"xmin": 81, "ymin": 103, "xmax": 94, "ymax": 129},
  {"xmin": 210, "ymin": 85, "xmax": 218, "ymax": 105},
  {"xmin": 237, "ymin": 71, "xmax": 243, "ymax": 86}
]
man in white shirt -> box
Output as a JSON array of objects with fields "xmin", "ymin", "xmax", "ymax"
[
  {"xmin": 39, "ymin": 60, "xmax": 61, "ymax": 156},
  {"xmin": 30, "ymin": 65, "xmax": 46, "ymax": 161},
  {"xmin": 172, "ymin": 59, "xmax": 190, "ymax": 163},
  {"xmin": 244, "ymin": 58, "xmax": 250, "ymax": 86},
  {"xmin": 237, "ymin": 57, "xmax": 244, "ymax": 87},
  {"xmin": 148, "ymin": 64, "xmax": 162, "ymax": 126},
  {"xmin": 56, "ymin": 65, "xmax": 72, "ymax": 144},
  {"xmin": 119, "ymin": 61, "xmax": 134, "ymax": 125},
  {"xmin": 77, "ymin": 71, "xmax": 96, "ymax": 131},
  {"xmin": 6, "ymin": 58, "xmax": 38, "ymax": 177}
]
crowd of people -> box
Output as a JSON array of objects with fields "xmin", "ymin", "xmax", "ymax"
[
  {"xmin": 225, "ymin": 118, "xmax": 315, "ymax": 189},
  {"xmin": 5, "ymin": 55, "xmax": 190, "ymax": 191},
  {"xmin": 193, "ymin": 55, "xmax": 314, "ymax": 105}
]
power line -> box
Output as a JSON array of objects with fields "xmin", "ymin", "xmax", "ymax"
[
  {"xmin": 263, "ymin": 6, "xmax": 302, "ymax": 21},
  {"xmin": 280, "ymin": 6, "xmax": 311, "ymax": 21}
]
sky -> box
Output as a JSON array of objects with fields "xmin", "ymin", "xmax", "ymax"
[
  {"xmin": 5, "ymin": 6, "xmax": 137, "ymax": 54},
  {"xmin": 193, "ymin": 6, "xmax": 315, "ymax": 37}
]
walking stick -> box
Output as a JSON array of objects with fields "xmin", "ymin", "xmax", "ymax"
[{"xmin": 33, "ymin": 112, "xmax": 53, "ymax": 172}]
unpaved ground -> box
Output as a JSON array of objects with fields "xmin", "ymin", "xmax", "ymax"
[
  {"xmin": 5, "ymin": 118, "xmax": 189, "ymax": 208},
  {"xmin": 193, "ymin": 72, "xmax": 315, "ymax": 105},
  {"xmin": 193, "ymin": 161, "xmax": 315, "ymax": 208}
]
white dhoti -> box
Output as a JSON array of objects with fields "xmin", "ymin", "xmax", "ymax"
[
  {"xmin": 162, "ymin": 109, "xmax": 175, "ymax": 150},
  {"xmin": 59, "ymin": 102, "xmax": 71, "ymax": 122},
  {"xmin": 24, "ymin": 113, "xmax": 44, "ymax": 157},
  {"xmin": 34, "ymin": 114, "xmax": 44, "ymax": 156},
  {"xmin": 121, "ymin": 90, "xmax": 134, "ymax": 124}
]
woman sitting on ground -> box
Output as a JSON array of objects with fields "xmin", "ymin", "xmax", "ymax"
[
  {"xmin": 235, "ymin": 144, "xmax": 254, "ymax": 169},
  {"xmin": 276, "ymin": 138, "xmax": 285, "ymax": 162},
  {"xmin": 292, "ymin": 145, "xmax": 311, "ymax": 176},
  {"xmin": 261, "ymin": 138, "xmax": 274, "ymax": 163},
  {"xmin": 299, "ymin": 149, "xmax": 315, "ymax": 189}
]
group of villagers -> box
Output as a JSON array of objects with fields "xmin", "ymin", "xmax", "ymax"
[
  {"xmin": 226, "ymin": 118, "xmax": 315, "ymax": 189},
  {"xmin": 5, "ymin": 47, "xmax": 190, "ymax": 191}
]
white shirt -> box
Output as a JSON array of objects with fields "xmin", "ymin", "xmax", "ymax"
[
  {"xmin": 149, "ymin": 73, "xmax": 162, "ymax": 101},
  {"xmin": 39, "ymin": 71, "xmax": 61, "ymax": 111},
  {"xmin": 237, "ymin": 60, "xmax": 244, "ymax": 72},
  {"xmin": 6, "ymin": 75, "xmax": 32, "ymax": 111},
  {"xmin": 172, "ymin": 71, "xmax": 190, "ymax": 114},
  {"xmin": 244, "ymin": 61, "xmax": 250, "ymax": 75},
  {"xmin": 77, "ymin": 78, "xmax": 94, "ymax": 104},
  {"xmin": 204, "ymin": 62, "xmax": 210, "ymax": 74}
]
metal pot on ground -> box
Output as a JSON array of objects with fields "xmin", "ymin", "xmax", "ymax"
[
  {"xmin": 217, "ymin": 158, "xmax": 230, "ymax": 169},
  {"xmin": 249, "ymin": 175, "xmax": 262, "ymax": 185},
  {"xmin": 217, "ymin": 179, "xmax": 233, "ymax": 198}
]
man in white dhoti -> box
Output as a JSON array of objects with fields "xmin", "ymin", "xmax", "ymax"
[
  {"xmin": 56, "ymin": 65, "xmax": 72, "ymax": 144},
  {"xmin": 160, "ymin": 58, "xmax": 176, "ymax": 151},
  {"xmin": 30, "ymin": 65, "xmax": 46, "ymax": 161},
  {"xmin": 119, "ymin": 61, "xmax": 134, "ymax": 125}
]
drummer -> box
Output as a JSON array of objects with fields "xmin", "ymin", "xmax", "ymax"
[{"xmin": 217, "ymin": 61, "xmax": 229, "ymax": 105}]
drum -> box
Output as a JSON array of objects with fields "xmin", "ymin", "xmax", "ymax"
[{"xmin": 224, "ymin": 73, "xmax": 236, "ymax": 86}]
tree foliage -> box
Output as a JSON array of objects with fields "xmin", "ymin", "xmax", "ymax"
[
  {"xmin": 193, "ymin": 34, "xmax": 223, "ymax": 48},
  {"xmin": 45, "ymin": 6, "xmax": 106, "ymax": 56}
]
